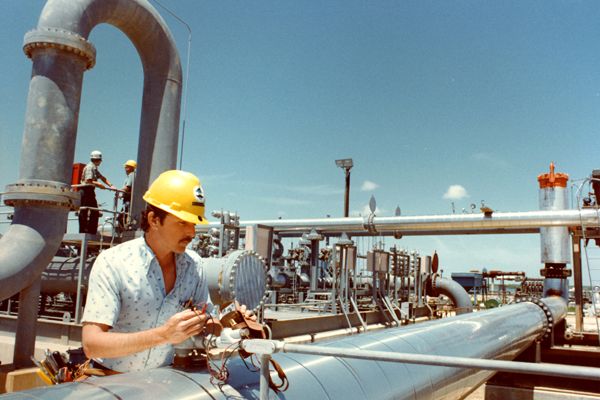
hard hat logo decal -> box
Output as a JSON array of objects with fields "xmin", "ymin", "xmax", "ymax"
[
  {"xmin": 193, "ymin": 185, "xmax": 205, "ymax": 205},
  {"xmin": 143, "ymin": 170, "xmax": 208, "ymax": 225}
]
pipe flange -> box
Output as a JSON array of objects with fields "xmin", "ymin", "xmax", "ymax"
[
  {"xmin": 219, "ymin": 249, "xmax": 268, "ymax": 312},
  {"xmin": 3, "ymin": 180, "xmax": 80, "ymax": 211},
  {"xmin": 23, "ymin": 27, "xmax": 96, "ymax": 70},
  {"xmin": 519, "ymin": 296, "xmax": 553, "ymax": 339}
]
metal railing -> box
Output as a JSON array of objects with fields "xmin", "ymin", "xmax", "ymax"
[{"xmin": 241, "ymin": 339, "xmax": 600, "ymax": 400}]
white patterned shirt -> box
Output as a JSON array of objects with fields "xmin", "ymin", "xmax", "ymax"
[{"xmin": 82, "ymin": 236, "xmax": 209, "ymax": 372}]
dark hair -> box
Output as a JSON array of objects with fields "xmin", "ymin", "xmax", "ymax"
[{"xmin": 140, "ymin": 204, "xmax": 168, "ymax": 232}]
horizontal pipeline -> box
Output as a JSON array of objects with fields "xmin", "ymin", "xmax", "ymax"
[
  {"xmin": 242, "ymin": 340, "xmax": 600, "ymax": 381},
  {"xmin": 199, "ymin": 209, "xmax": 599, "ymax": 237}
]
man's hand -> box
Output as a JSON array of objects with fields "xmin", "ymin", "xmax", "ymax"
[
  {"xmin": 236, "ymin": 301, "xmax": 257, "ymax": 322},
  {"xmin": 161, "ymin": 309, "xmax": 207, "ymax": 345}
]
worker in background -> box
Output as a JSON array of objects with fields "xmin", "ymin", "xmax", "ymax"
[
  {"xmin": 82, "ymin": 170, "xmax": 252, "ymax": 373},
  {"xmin": 117, "ymin": 159, "xmax": 136, "ymax": 233},
  {"xmin": 78, "ymin": 150, "xmax": 115, "ymax": 234}
]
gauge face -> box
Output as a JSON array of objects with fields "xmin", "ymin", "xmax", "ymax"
[
  {"xmin": 232, "ymin": 251, "xmax": 267, "ymax": 311},
  {"xmin": 204, "ymin": 249, "xmax": 268, "ymax": 312}
]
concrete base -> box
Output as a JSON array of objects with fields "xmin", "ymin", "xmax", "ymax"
[{"xmin": 485, "ymin": 384, "xmax": 600, "ymax": 400}]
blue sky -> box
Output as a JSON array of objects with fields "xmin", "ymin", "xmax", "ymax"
[{"xmin": 1, "ymin": 1, "xmax": 598, "ymax": 281}]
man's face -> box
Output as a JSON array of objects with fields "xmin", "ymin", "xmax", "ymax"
[
  {"xmin": 124, "ymin": 166, "xmax": 134, "ymax": 174},
  {"xmin": 92, "ymin": 159, "xmax": 102, "ymax": 166},
  {"xmin": 153, "ymin": 213, "xmax": 196, "ymax": 254}
]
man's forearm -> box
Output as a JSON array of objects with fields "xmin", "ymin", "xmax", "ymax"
[{"xmin": 83, "ymin": 326, "xmax": 168, "ymax": 359}]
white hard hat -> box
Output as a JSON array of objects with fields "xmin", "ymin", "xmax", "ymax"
[{"xmin": 90, "ymin": 150, "xmax": 102, "ymax": 160}]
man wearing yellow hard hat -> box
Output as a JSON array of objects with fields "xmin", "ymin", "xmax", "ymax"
[
  {"xmin": 81, "ymin": 170, "xmax": 211, "ymax": 372},
  {"xmin": 116, "ymin": 159, "xmax": 137, "ymax": 232}
]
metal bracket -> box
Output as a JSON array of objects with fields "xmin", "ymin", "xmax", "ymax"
[{"xmin": 363, "ymin": 213, "xmax": 377, "ymax": 234}]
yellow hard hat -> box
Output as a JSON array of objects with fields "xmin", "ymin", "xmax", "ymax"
[
  {"xmin": 143, "ymin": 170, "xmax": 208, "ymax": 225},
  {"xmin": 124, "ymin": 160, "xmax": 137, "ymax": 169}
]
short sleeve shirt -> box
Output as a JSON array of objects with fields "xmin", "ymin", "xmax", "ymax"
[
  {"xmin": 123, "ymin": 172, "xmax": 134, "ymax": 189},
  {"xmin": 81, "ymin": 162, "xmax": 104, "ymax": 184},
  {"xmin": 122, "ymin": 172, "xmax": 134, "ymax": 202},
  {"xmin": 81, "ymin": 237, "xmax": 209, "ymax": 372}
]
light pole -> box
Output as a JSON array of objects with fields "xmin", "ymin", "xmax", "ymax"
[{"xmin": 335, "ymin": 158, "xmax": 353, "ymax": 217}]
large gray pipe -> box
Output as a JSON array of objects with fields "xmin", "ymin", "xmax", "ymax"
[
  {"xmin": 200, "ymin": 209, "xmax": 599, "ymax": 237},
  {"xmin": 433, "ymin": 275, "xmax": 474, "ymax": 315},
  {"xmin": 0, "ymin": 0, "xmax": 181, "ymax": 301},
  {"xmin": 2, "ymin": 297, "xmax": 566, "ymax": 400}
]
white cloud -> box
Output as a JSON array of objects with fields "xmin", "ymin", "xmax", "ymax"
[
  {"xmin": 256, "ymin": 196, "xmax": 313, "ymax": 206},
  {"xmin": 360, "ymin": 180, "xmax": 380, "ymax": 191},
  {"xmin": 443, "ymin": 185, "xmax": 469, "ymax": 200}
]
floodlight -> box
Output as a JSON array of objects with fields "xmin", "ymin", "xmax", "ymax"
[{"xmin": 335, "ymin": 158, "xmax": 353, "ymax": 169}]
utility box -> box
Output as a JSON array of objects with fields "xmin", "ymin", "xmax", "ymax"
[
  {"xmin": 367, "ymin": 250, "xmax": 390, "ymax": 273},
  {"xmin": 71, "ymin": 163, "xmax": 86, "ymax": 190},
  {"xmin": 451, "ymin": 272, "xmax": 483, "ymax": 292}
]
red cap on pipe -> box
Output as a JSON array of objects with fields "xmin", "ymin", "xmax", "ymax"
[{"xmin": 537, "ymin": 162, "xmax": 569, "ymax": 188}]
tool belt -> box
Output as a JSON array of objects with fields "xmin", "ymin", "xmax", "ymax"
[{"xmin": 33, "ymin": 351, "xmax": 121, "ymax": 384}]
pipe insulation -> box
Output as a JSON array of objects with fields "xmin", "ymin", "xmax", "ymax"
[
  {"xmin": 2, "ymin": 297, "xmax": 568, "ymax": 400},
  {"xmin": 0, "ymin": 0, "xmax": 182, "ymax": 301}
]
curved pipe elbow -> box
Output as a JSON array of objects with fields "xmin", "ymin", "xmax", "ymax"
[
  {"xmin": 34, "ymin": 0, "xmax": 182, "ymax": 220},
  {"xmin": 0, "ymin": 207, "xmax": 67, "ymax": 299},
  {"xmin": 36, "ymin": 0, "xmax": 182, "ymax": 81},
  {"xmin": 1, "ymin": 0, "xmax": 183, "ymax": 301},
  {"xmin": 434, "ymin": 276, "xmax": 473, "ymax": 314}
]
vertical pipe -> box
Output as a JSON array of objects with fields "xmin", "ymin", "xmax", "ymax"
[
  {"xmin": 74, "ymin": 234, "xmax": 89, "ymax": 323},
  {"xmin": 537, "ymin": 163, "xmax": 570, "ymax": 264},
  {"xmin": 14, "ymin": 278, "xmax": 41, "ymax": 368},
  {"xmin": 310, "ymin": 240, "xmax": 318, "ymax": 291},
  {"xmin": 416, "ymin": 255, "xmax": 423, "ymax": 307},
  {"xmin": 344, "ymin": 168, "xmax": 350, "ymax": 218},
  {"xmin": 19, "ymin": 49, "xmax": 87, "ymax": 182},
  {"xmin": 259, "ymin": 354, "xmax": 271, "ymax": 400},
  {"xmin": 572, "ymin": 233, "xmax": 584, "ymax": 332},
  {"xmin": 331, "ymin": 246, "xmax": 337, "ymax": 313}
]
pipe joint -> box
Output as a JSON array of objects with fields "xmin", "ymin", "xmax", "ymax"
[
  {"xmin": 3, "ymin": 180, "xmax": 80, "ymax": 211},
  {"xmin": 516, "ymin": 297, "xmax": 553, "ymax": 339},
  {"xmin": 23, "ymin": 27, "xmax": 96, "ymax": 70},
  {"xmin": 431, "ymin": 273, "xmax": 439, "ymax": 291}
]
